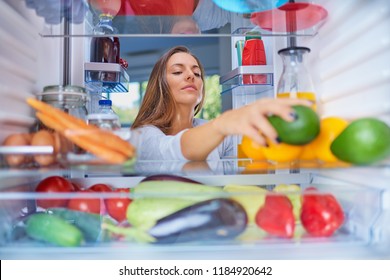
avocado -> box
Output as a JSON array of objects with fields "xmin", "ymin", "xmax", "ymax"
[
  {"xmin": 330, "ymin": 118, "xmax": 390, "ymax": 165},
  {"xmin": 268, "ymin": 105, "xmax": 320, "ymax": 145}
]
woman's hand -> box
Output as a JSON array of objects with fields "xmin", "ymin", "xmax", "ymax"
[{"xmin": 212, "ymin": 98, "xmax": 313, "ymax": 146}]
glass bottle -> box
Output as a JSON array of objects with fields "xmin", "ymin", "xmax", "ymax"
[
  {"xmin": 276, "ymin": 46, "xmax": 317, "ymax": 110},
  {"xmin": 90, "ymin": 14, "xmax": 120, "ymax": 64},
  {"xmin": 89, "ymin": 0, "xmax": 121, "ymax": 81}
]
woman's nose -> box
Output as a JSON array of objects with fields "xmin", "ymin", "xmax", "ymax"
[{"xmin": 186, "ymin": 71, "xmax": 194, "ymax": 80}]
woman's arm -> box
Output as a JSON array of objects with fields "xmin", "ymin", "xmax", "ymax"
[{"xmin": 181, "ymin": 98, "xmax": 312, "ymax": 161}]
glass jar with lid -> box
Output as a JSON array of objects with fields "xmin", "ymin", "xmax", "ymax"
[
  {"xmin": 37, "ymin": 85, "xmax": 88, "ymax": 130},
  {"xmin": 36, "ymin": 85, "xmax": 89, "ymax": 160}
]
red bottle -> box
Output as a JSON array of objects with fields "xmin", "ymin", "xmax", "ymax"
[{"xmin": 242, "ymin": 32, "xmax": 267, "ymax": 84}]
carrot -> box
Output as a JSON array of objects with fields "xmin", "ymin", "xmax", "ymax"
[
  {"xmin": 63, "ymin": 132, "xmax": 129, "ymax": 164},
  {"xmin": 36, "ymin": 112, "xmax": 128, "ymax": 163},
  {"xmin": 63, "ymin": 129, "xmax": 135, "ymax": 158},
  {"xmin": 31, "ymin": 99, "xmax": 135, "ymax": 163},
  {"xmin": 27, "ymin": 98, "xmax": 91, "ymax": 130},
  {"xmin": 36, "ymin": 112, "xmax": 67, "ymax": 133},
  {"xmin": 30, "ymin": 98, "xmax": 134, "ymax": 156}
]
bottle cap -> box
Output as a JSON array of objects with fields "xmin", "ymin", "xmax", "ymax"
[
  {"xmin": 245, "ymin": 31, "xmax": 262, "ymax": 40},
  {"xmin": 99, "ymin": 99, "xmax": 112, "ymax": 106}
]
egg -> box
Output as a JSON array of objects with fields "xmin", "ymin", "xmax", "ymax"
[
  {"xmin": 31, "ymin": 130, "xmax": 56, "ymax": 166},
  {"xmin": 2, "ymin": 133, "xmax": 32, "ymax": 167}
]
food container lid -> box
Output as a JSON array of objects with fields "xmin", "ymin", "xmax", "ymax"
[{"xmin": 37, "ymin": 85, "xmax": 87, "ymax": 97}]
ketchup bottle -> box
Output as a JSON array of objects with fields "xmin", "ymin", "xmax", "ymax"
[{"xmin": 242, "ymin": 32, "xmax": 267, "ymax": 84}]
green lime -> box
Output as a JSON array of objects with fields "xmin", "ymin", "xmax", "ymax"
[
  {"xmin": 268, "ymin": 105, "xmax": 320, "ymax": 145},
  {"xmin": 330, "ymin": 118, "xmax": 390, "ymax": 165}
]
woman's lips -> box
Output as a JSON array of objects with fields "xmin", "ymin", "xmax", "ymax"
[{"xmin": 182, "ymin": 85, "xmax": 197, "ymax": 91}]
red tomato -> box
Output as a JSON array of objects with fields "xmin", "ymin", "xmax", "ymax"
[
  {"xmin": 255, "ymin": 194, "xmax": 295, "ymax": 238},
  {"xmin": 68, "ymin": 190, "xmax": 102, "ymax": 214},
  {"xmin": 35, "ymin": 176, "xmax": 75, "ymax": 208},
  {"xmin": 71, "ymin": 182, "xmax": 83, "ymax": 191},
  {"xmin": 88, "ymin": 183, "xmax": 113, "ymax": 192},
  {"xmin": 105, "ymin": 188, "xmax": 132, "ymax": 222},
  {"xmin": 300, "ymin": 187, "xmax": 345, "ymax": 237}
]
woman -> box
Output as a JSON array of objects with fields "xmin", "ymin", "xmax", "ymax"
[{"xmin": 132, "ymin": 46, "xmax": 311, "ymax": 161}]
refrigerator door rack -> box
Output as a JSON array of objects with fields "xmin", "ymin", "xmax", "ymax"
[{"xmin": 84, "ymin": 62, "xmax": 130, "ymax": 93}]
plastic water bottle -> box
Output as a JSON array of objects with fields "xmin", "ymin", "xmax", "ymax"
[{"xmin": 87, "ymin": 99, "xmax": 121, "ymax": 130}]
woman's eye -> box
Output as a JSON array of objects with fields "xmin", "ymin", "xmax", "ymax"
[
  {"xmin": 194, "ymin": 73, "xmax": 201, "ymax": 77},
  {"xmin": 172, "ymin": 71, "xmax": 182, "ymax": 75}
]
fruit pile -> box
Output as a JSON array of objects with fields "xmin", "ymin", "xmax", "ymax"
[
  {"xmin": 241, "ymin": 105, "xmax": 390, "ymax": 165},
  {"xmin": 20, "ymin": 175, "xmax": 346, "ymax": 247}
]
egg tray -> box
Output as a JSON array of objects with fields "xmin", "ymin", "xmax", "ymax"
[{"xmin": 0, "ymin": 146, "xmax": 55, "ymax": 169}]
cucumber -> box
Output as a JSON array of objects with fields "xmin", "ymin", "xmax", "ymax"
[
  {"xmin": 126, "ymin": 197, "xmax": 197, "ymax": 230},
  {"xmin": 128, "ymin": 181, "xmax": 226, "ymax": 230},
  {"xmin": 131, "ymin": 180, "xmax": 224, "ymax": 200},
  {"xmin": 48, "ymin": 208, "xmax": 113, "ymax": 242},
  {"xmin": 25, "ymin": 213, "xmax": 84, "ymax": 247}
]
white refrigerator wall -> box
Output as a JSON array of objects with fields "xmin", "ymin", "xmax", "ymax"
[
  {"xmin": 0, "ymin": 0, "xmax": 87, "ymax": 144},
  {"xmin": 303, "ymin": 0, "xmax": 390, "ymax": 190},
  {"xmin": 310, "ymin": 0, "xmax": 390, "ymax": 123},
  {"xmin": 0, "ymin": 0, "xmax": 63, "ymax": 143},
  {"xmin": 271, "ymin": 0, "xmax": 390, "ymax": 125}
]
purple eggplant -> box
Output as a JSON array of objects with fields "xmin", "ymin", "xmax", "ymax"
[
  {"xmin": 148, "ymin": 198, "xmax": 247, "ymax": 244},
  {"xmin": 140, "ymin": 174, "xmax": 202, "ymax": 184}
]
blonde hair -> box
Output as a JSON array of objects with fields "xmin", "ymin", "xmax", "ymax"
[{"xmin": 132, "ymin": 46, "xmax": 206, "ymax": 134}]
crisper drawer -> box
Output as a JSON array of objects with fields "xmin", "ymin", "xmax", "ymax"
[{"xmin": 0, "ymin": 171, "xmax": 389, "ymax": 260}]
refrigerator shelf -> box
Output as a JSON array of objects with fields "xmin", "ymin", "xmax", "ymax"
[{"xmin": 84, "ymin": 62, "xmax": 130, "ymax": 93}]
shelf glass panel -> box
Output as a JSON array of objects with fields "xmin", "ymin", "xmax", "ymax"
[{"xmin": 33, "ymin": 0, "xmax": 328, "ymax": 37}]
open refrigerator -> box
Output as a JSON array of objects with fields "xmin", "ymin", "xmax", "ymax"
[{"xmin": 0, "ymin": 0, "xmax": 390, "ymax": 260}]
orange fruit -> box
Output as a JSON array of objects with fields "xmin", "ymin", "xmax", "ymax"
[
  {"xmin": 241, "ymin": 136, "xmax": 304, "ymax": 163},
  {"xmin": 313, "ymin": 117, "xmax": 349, "ymax": 163},
  {"xmin": 299, "ymin": 140, "xmax": 318, "ymax": 161},
  {"xmin": 241, "ymin": 161, "xmax": 270, "ymax": 174},
  {"xmin": 261, "ymin": 140, "xmax": 304, "ymax": 163},
  {"xmin": 241, "ymin": 136, "xmax": 266, "ymax": 160}
]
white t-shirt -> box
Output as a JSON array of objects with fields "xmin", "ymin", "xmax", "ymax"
[{"xmin": 136, "ymin": 118, "xmax": 234, "ymax": 161}]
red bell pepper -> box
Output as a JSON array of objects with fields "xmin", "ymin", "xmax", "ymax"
[
  {"xmin": 300, "ymin": 187, "xmax": 345, "ymax": 237},
  {"xmin": 255, "ymin": 193, "xmax": 295, "ymax": 238}
]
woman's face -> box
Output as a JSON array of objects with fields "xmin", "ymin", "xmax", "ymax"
[{"xmin": 166, "ymin": 52, "xmax": 203, "ymax": 111}]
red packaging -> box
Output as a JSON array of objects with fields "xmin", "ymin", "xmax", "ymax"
[{"xmin": 242, "ymin": 34, "xmax": 267, "ymax": 84}]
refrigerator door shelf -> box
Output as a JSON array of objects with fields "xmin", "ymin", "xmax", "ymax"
[{"xmin": 84, "ymin": 62, "xmax": 130, "ymax": 93}]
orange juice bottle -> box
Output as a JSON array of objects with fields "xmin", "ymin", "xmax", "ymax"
[
  {"xmin": 277, "ymin": 92, "xmax": 317, "ymax": 111},
  {"xmin": 276, "ymin": 47, "xmax": 318, "ymax": 111}
]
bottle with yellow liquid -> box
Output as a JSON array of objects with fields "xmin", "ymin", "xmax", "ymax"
[{"xmin": 276, "ymin": 46, "xmax": 317, "ymax": 111}]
